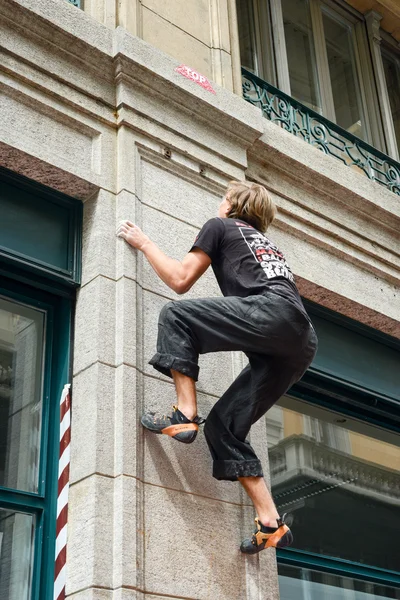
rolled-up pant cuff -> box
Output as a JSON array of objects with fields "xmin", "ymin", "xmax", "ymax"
[
  {"xmin": 149, "ymin": 352, "xmax": 200, "ymax": 381},
  {"xmin": 212, "ymin": 459, "xmax": 263, "ymax": 481}
]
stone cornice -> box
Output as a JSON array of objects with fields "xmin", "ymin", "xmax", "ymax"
[
  {"xmin": 249, "ymin": 119, "xmax": 400, "ymax": 232},
  {"xmin": 112, "ymin": 28, "xmax": 264, "ymax": 151},
  {"xmin": 1, "ymin": 0, "xmax": 265, "ymax": 160}
]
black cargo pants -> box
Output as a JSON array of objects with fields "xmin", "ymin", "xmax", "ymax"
[{"xmin": 149, "ymin": 294, "xmax": 318, "ymax": 481}]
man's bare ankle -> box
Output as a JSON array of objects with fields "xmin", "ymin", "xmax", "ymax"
[
  {"xmin": 258, "ymin": 516, "xmax": 280, "ymax": 528},
  {"xmin": 178, "ymin": 406, "xmax": 197, "ymax": 421}
]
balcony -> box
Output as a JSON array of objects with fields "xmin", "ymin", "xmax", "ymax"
[{"xmin": 242, "ymin": 68, "xmax": 400, "ymax": 197}]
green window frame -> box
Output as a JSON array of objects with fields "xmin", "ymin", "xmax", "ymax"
[
  {"xmin": 0, "ymin": 275, "xmax": 73, "ymax": 600},
  {"xmin": 0, "ymin": 169, "xmax": 81, "ymax": 600},
  {"xmin": 274, "ymin": 301, "xmax": 400, "ymax": 591}
]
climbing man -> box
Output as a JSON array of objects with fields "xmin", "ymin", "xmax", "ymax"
[{"xmin": 117, "ymin": 180, "xmax": 317, "ymax": 554}]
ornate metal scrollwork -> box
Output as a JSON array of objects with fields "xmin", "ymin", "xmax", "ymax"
[{"xmin": 242, "ymin": 69, "xmax": 400, "ymax": 196}]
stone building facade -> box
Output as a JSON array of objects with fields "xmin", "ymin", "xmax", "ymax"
[{"xmin": 0, "ymin": 1, "xmax": 399, "ymax": 599}]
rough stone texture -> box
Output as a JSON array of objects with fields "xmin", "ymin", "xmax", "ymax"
[
  {"xmin": 115, "ymin": 277, "xmax": 138, "ymax": 368},
  {"xmin": 112, "ymin": 476, "xmax": 138, "ymax": 589},
  {"xmin": 81, "ymin": 189, "xmax": 117, "ymax": 286},
  {"xmin": 0, "ymin": 142, "xmax": 98, "ymax": 200},
  {"xmin": 73, "ymin": 276, "xmax": 116, "ymax": 374},
  {"xmin": 296, "ymin": 276, "xmax": 400, "ymax": 339},
  {"xmin": 67, "ymin": 591, "xmax": 113, "ymax": 600},
  {"xmin": 140, "ymin": 204, "xmax": 221, "ymax": 299},
  {"xmin": 114, "ymin": 365, "xmax": 138, "ymax": 478},
  {"xmin": 70, "ymin": 362, "xmax": 116, "ymax": 483},
  {"xmin": 67, "ymin": 475, "xmax": 114, "ymax": 594},
  {"xmin": 141, "ymin": 158, "xmax": 222, "ymax": 228},
  {"xmin": 143, "ymin": 482, "xmax": 248, "ymax": 600},
  {"xmin": 141, "ymin": 6, "xmax": 212, "ymax": 78}
]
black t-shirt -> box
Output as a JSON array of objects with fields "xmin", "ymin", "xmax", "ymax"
[{"xmin": 190, "ymin": 217, "xmax": 306, "ymax": 315}]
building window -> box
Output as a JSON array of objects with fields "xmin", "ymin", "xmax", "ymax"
[
  {"xmin": 267, "ymin": 395, "xmax": 400, "ymax": 586},
  {"xmin": 237, "ymin": 0, "xmax": 390, "ymax": 150},
  {"xmin": 0, "ymin": 280, "xmax": 74, "ymax": 600},
  {"xmin": 281, "ymin": 0, "xmax": 321, "ymax": 114},
  {"xmin": 278, "ymin": 565, "xmax": 400, "ymax": 599},
  {"xmin": 0, "ymin": 170, "xmax": 80, "ymax": 599},
  {"xmin": 381, "ymin": 45, "xmax": 400, "ymax": 153},
  {"xmin": 0, "ymin": 298, "xmax": 45, "ymax": 496}
]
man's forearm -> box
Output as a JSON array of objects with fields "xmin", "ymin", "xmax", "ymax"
[{"xmin": 141, "ymin": 239, "xmax": 185, "ymax": 293}]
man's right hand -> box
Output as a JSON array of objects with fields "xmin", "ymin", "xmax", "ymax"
[{"xmin": 116, "ymin": 220, "xmax": 150, "ymax": 251}]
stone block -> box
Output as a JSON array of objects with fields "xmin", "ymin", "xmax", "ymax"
[
  {"xmin": 116, "ymin": 127, "xmax": 138, "ymax": 195},
  {"xmin": 0, "ymin": 85, "xmax": 97, "ymax": 181},
  {"xmin": 81, "ymin": 189, "xmax": 117, "ymax": 286},
  {"xmin": 113, "ymin": 591, "xmax": 140, "ymax": 600},
  {"xmin": 115, "ymin": 277, "xmax": 137, "ymax": 367},
  {"xmin": 141, "ymin": 6, "xmax": 212, "ymax": 78},
  {"xmin": 272, "ymin": 227, "xmax": 400, "ymax": 321},
  {"xmin": 212, "ymin": 0, "xmax": 232, "ymax": 53},
  {"xmin": 141, "ymin": 289, "xmax": 235, "ymax": 397},
  {"xmin": 143, "ymin": 482, "xmax": 248, "ymax": 599},
  {"xmin": 211, "ymin": 48, "xmax": 234, "ymax": 92},
  {"xmin": 70, "ymin": 362, "xmax": 115, "ymax": 483},
  {"xmin": 66, "ymin": 590, "xmax": 112, "ymax": 600},
  {"xmin": 141, "ymin": 158, "xmax": 222, "ymax": 227},
  {"xmin": 84, "ymin": 0, "xmax": 117, "ymax": 29},
  {"xmin": 114, "ymin": 364, "xmax": 138, "ymax": 478},
  {"xmin": 73, "ymin": 276, "xmax": 116, "ymax": 375},
  {"xmin": 67, "ymin": 475, "xmax": 114, "ymax": 595},
  {"xmin": 142, "ymin": 375, "xmax": 246, "ymax": 505},
  {"xmin": 0, "ymin": 141, "xmax": 97, "ymax": 200},
  {"xmin": 114, "ymin": 27, "xmax": 264, "ymax": 145},
  {"xmin": 0, "ymin": 0, "xmax": 114, "ymax": 106},
  {"xmin": 113, "ymin": 475, "xmax": 138, "ymax": 589},
  {"xmin": 115, "ymin": 189, "xmax": 138, "ymax": 281},
  {"xmin": 142, "ymin": 0, "xmax": 212, "ymax": 47}
]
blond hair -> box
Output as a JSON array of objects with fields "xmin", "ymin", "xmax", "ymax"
[{"xmin": 225, "ymin": 181, "xmax": 276, "ymax": 232}]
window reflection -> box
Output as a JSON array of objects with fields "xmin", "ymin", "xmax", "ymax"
[
  {"xmin": 382, "ymin": 48, "xmax": 400, "ymax": 152},
  {"xmin": 278, "ymin": 565, "xmax": 400, "ymax": 599},
  {"xmin": 0, "ymin": 509, "xmax": 35, "ymax": 600},
  {"xmin": 267, "ymin": 399, "xmax": 400, "ymax": 571},
  {"xmin": 281, "ymin": 0, "xmax": 322, "ymax": 113},
  {"xmin": 0, "ymin": 297, "xmax": 45, "ymax": 493},
  {"xmin": 237, "ymin": 0, "xmax": 258, "ymax": 74},
  {"xmin": 322, "ymin": 9, "xmax": 365, "ymax": 139}
]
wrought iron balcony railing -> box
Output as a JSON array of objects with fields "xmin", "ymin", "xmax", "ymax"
[{"xmin": 242, "ymin": 68, "xmax": 400, "ymax": 196}]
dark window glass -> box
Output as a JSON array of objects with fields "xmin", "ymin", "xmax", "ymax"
[
  {"xmin": 236, "ymin": 0, "xmax": 258, "ymax": 73},
  {"xmin": 0, "ymin": 509, "xmax": 35, "ymax": 600},
  {"xmin": 281, "ymin": 0, "xmax": 322, "ymax": 112},
  {"xmin": 322, "ymin": 10, "xmax": 365, "ymax": 139},
  {"xmin": 382, "ymin": 49, "xmax": 400, "ymax": 152},
  {"xmin": 267, "ymin": 398, "xmax": 400, "ymax": 571},
  {"xmin": 278, "ymin": 565, "xmax": 400, "ymax": 599},
  {"xmin": 0, "ymin": 297, "xmax": 45, "ymax": 493}
]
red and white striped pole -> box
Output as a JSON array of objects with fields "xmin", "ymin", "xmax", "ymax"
[{"xmin": 54, "ymin": 383, "xmax": 71, "ymax": 600}]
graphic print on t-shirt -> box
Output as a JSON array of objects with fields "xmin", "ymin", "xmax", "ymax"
[{"xmin": 238, "ymin": 224, "xmax": 294, "ymax": 282}]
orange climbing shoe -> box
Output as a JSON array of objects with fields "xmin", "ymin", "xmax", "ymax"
[
  {"xmin": 240, "ymin": 515, "xmax": 293, "ymax": 554},
  {"xmin": 141, "ymin": 405, "xmax": 205, "ymax": 444}
]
